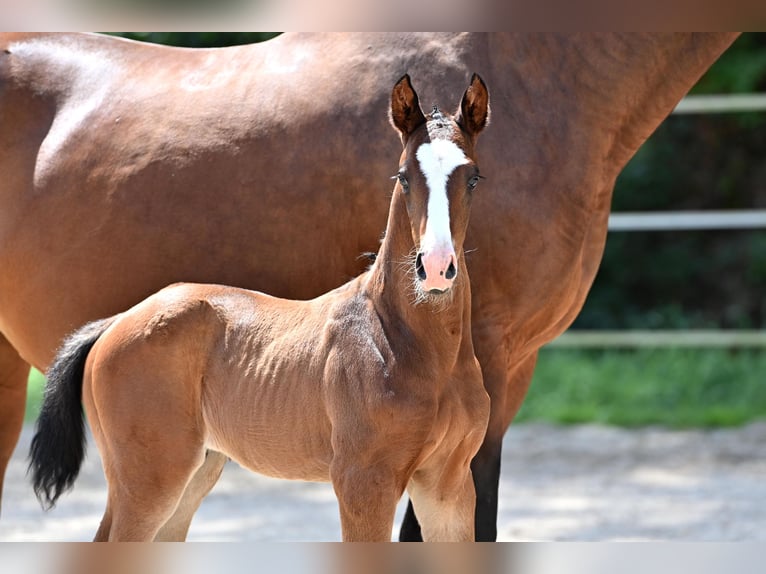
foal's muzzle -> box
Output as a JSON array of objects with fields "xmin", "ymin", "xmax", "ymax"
[{"xmin": 415, "ymin": 249, "xmax": 458, "ymax": 293}]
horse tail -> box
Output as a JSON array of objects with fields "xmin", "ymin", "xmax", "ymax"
[{"xmin": 29, "ymin": 316, "xmax": 115, "ymax": 509}]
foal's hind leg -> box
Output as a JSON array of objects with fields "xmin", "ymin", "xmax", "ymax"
[
  {"xmin": 88, "ymin": 386, "xmax": 210, "ymax": 541},
  {"xmin": 0, "ymin": 335, "xmax": 29, "ymax": 515},
  {"xmin": 100, "ymin": 445, "xmax": 207, "ymax": 541},
  {"xmin": 154, "ymin": 450, "xmax": 228, "ymax": 541},
  {"xmin": 93, "ymin": 499, "xmax": 113, "ymax": 541}
]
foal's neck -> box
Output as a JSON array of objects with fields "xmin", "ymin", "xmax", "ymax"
[{"xmin": 364, "ymin": 188, "xmax": 471, "ymax": 353}]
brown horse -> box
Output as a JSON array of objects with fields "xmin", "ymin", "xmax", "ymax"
[
  {"xmin": 29, "ymin": 75, "xmax": 491, "ymax": 542},
  {"xmin": 0, "ymin": 33, "xmax": 738, "ymax": 540}
]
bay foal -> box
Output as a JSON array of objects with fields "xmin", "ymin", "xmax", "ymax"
[{"xmin": 29, "ymin": 74, "xmax": 491, "ymax": 542}]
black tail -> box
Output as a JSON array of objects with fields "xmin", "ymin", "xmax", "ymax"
[{"xmin": 29, "ymin": 317, "xmax": 115, "ymax": 509}]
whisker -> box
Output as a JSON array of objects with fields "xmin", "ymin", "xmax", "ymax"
[{"xmin": 392, "ymin": 245, "xmax": 457, "ymax": 312}]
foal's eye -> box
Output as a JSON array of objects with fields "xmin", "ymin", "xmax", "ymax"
[
  {"xmin": 392, "ymin": 173, "xmax": 410, "ymax": 193},
  {"xmin": 468, "ymin": 175, "xmax": 481, "ymax": 191}
]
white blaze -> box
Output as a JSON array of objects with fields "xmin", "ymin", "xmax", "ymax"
[{"xmin": 415, "ymin": 139, "xmax": 470, "ymax": 252}]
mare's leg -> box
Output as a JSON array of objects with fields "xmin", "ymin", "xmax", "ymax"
[
  {"xmin": 473, "ymin": 349, "xmax": 538, "ymax": 541},
  {"xmin": 470, "ymin": 431, "xmax": 504, "ymax": 541},
  {"xmin": 399, "ymin": 500, "xmax": 422, "ymax": 541},
  {"xmin": 153, "ymin": 450, "xmax": 228, "ymax": 541},
  {"xmin": 332, "ymin": 460, "xmax": 404, "ymax": 542},
  {"xmin": 0, "ymin": 335, "xmax": 30, "ymax": 515},
  {"xmin": 398, "ymin": 349, "xmax": 538, "ymax": 541}
]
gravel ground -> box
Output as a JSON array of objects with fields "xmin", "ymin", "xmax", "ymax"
[{"xmin": 2, "ymin": 422, "xmax": 765, "ymax": 541}]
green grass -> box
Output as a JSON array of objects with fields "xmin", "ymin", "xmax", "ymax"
[
  {"xmin": 24, "ymin": 348, "xmax": 766, "ymax": 428},
  {"xmin": 517, "ymin": 348, "xmax": 766, "ymax": 428},
  {"xmin": 26, "ymin": 368, "xmax": 46, "ymax": 422}
]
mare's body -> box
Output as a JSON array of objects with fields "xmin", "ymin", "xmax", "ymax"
[{"xmin": 0, "ymin": 33, "xmax": 737, "ymax": 539}]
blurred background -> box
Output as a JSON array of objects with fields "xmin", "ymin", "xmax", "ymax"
[
  {"xmin": 25, "ymin": 32, "xmax": 766, "ymax": 429},
  {"xmin": 534, "ymin": 32, "xmax": 766, "ymax": 428}
]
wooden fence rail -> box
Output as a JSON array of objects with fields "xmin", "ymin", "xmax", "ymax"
[{"xmin": 548, "ymin": 330, "xmax": 766, "ymax": 349}]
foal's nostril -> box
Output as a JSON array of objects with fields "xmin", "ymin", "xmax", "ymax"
[
  {"xmin": 415, "ymin": 253, "xmax": 427, "ymax": 281},
  {"xmin": 445, "ymin": 260, "xmax": 457, "ymax": 280}
]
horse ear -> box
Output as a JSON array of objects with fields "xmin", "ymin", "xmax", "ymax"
[
  {"xmin": 456, "ymin": 73, "xmax": 490, "ymax": 139},
  {"xmin": 390, "ymin": 74, "xmax": 426, "ymax": 140}
]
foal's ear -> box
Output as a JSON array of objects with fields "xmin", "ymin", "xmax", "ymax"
[
  {"xmin": 390, "ymin": 74, "xmax": 427, "ymax": 140},
  {"xmin": 456, "ymin": 73, "xmax": 490, "ymax": 140}
]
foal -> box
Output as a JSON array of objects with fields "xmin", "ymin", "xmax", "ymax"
[{"xmin": 30, "ymin": 74, "xmax": 491, "ymax": 542}]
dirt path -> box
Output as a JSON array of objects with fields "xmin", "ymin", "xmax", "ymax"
[{"xmin": 2, "ymin": 422, "xmax": 765, "ymax": 541}]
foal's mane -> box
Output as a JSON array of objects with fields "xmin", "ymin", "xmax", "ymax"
[{"xmin": 425, "ymin": 105, "xmax": 455, "ymax": 141}]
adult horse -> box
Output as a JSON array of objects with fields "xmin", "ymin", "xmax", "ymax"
[{"xmin": 0, "ymin": 32, "xmax": 737, "ymax": 540}]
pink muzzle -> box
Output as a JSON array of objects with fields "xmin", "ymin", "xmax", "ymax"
[{"xmin": 415, "ymin": 247, "xmax": 458, "ymax": 293}]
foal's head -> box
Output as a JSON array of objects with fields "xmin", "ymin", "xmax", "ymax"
[{"xmin": 389, "ymin": 73, "xmax": 489, "ymax": 302}]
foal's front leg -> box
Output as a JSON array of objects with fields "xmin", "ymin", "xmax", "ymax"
[
  {"xmin": 331, "ymin": 459, "xmax": 404, "ymax": 541},
  {"xmin": 407, "ymin": 463, "xmax": 477, "ymax": 542}
]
